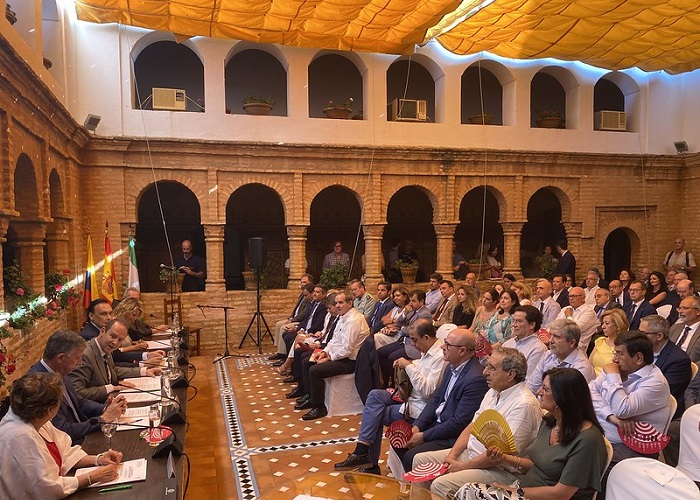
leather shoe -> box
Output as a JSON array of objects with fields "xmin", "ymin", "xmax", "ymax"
[
  {"xmin": 285, "ymin": 387, "xmax": 304, "ymax": 399},
  {"xmin": 294, "ymin": 399, "xmax": 314, "ymax": 411},
  {"xmin": 267, "ymin": 353, "xmax": 285, "ymax": 361},
  {"xmin": 356, "ymin": 465, "xmax": 381, "ymax": 475},
  {"xmin": 283, "ymin": 376, "xmax": 297, "ymax": 383},
  {"xmin": 302, "ymin": 406, "xmax": 328, "ymax": 420},
  {"xmin": 296, "ymin": 394, "xmax": 309, "ymax": 403},
  {"xmin": 272, "ymin": 360, "xmax": 284, "ymax": 367},
  {"xmin": 334, "ymin": 453, "xmax": 371, "ymax": 470}
]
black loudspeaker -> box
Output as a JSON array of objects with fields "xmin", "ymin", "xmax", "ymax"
[
  {"xmin": 248, "ymin": 237, "xmax": 265, "ymax": 269},
  {"xmin": 152, "ymin": 434, "xmax": 183, "ymax": 458}
]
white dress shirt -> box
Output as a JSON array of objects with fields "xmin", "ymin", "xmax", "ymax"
[
  {"xmin": 556, "ymin": 304, "xmax": 598, "ymax": 353},
  {"xmin": 527, "ymin": 348, "xmax": 596, "ymax": 393},
  {"xmin": 403, "ymin": 338, "xmax": 446, "ymax": 418},
  {"xmin": 584, "ymin": 285, "xmax": 600, "ymax": 305},
  {"xmin": 589, "ymin": 364, "xmax": 671, "ymax": 444},
  {"xmin": 324, "ymin": 307, "xmax": 369, "ymax": 361},
  {"xmin": 502, "ymin": 334, "xmax": 547, "ymax": 385}
]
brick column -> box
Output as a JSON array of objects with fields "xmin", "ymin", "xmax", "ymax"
[
  {"xmin": 11, "ymin": 219, "xmax": 48, "ymax": 293},
  {"xmin": 0, "ymin": 217, "xmax": 9, "ymax": 309},
  {"xmin": 45, "ymin": 216, "xmax": 71, "ymax": 273},
  {"xmin": 287, "ymin": 225, "xmax": 308, "ymax": 288},
  {"xmin": 501, "ymin": 221, "xmax": 526, "ymax": 278},
  {"xmin": 562, "ymin": 221, "xmax": 583, "ymax": 281},
  {"xmin": 434, "ymin": 223, "xmax": 458, "ymax": 280},
  {"xmin": 362, "ymin": 224, "xmax": 385, "ymax": 290},
  {"xmin": 203, "ymin": 223, "xmax": 226, "ymax": 292}
]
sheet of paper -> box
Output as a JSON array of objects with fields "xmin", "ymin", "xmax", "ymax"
[
  {"xmin": 122, "ymin": 391, "xmax": 160, "ymax": 404},
  {"xmin": 76, "ymin": 458, "xmax": 148, "ymax": 488},
  {"xmin": 115, "ymin": 406, "xmax": 150, "ymax": 430},
  {"xmin": 146, "ymin": 339, "xmax": 173, "ymax": 350},
  {"xmin": 122, "ymin": 377, "xmax": 160, "ymax": 391}
]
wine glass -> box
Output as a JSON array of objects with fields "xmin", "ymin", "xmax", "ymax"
[{"xmin": 101, "ymin": 422, "xmax": 117, "ymax": 448}]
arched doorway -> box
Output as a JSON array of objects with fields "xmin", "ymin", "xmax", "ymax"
[
  {"xmin": 224, "ymin": 184, "xmax": 286, "ymax": 289},
  {"xmin": 135, "ymin": 182, "xmax": 203, "ymax": 292},
  {"xmin": 307, "ymin": 186, "xmax": 363, "ymax": 282},
  {"xmin": 521, "ymin": 188, "xmax": 567, "ymax": 277},
  {"xmin": 455, "ymin": 186, "xmax": 503, "ymax": 265},
  {"xmin": 603, "ymin": 228, "xmax": 632, "ymax": 283},
  {"xmin": 384, "ymin": 186, "xmax": 436, "ymax": 283}
]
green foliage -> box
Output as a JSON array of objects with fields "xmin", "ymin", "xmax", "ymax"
[
  {"xmin": 243, "ymin": 95, "xmax": 276, "ymax": 107},
  {"xmin": 320, "ymin": 263, "xmax": 349, "ymax": 289}
]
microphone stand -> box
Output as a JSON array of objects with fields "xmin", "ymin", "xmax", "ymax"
[
  {"xmin": 197, "ymin": 305, "xmax": 235, "ymax": 363},
  {"xmin": 239, "ymin": 266, "xmax": 272, "ymax": 354}
]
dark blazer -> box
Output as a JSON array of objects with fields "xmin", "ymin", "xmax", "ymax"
[
  {"xmin": 655, "ymin": 341, "xmax": 692, "ymax": 417},
  {"xmin": 670, "ymin": 323, "xmax": 700, "ymax": 363},
  {"xmin": 79, "ymin": 322, "xmax": 148, "ymax": 366},
  {"xmin": 290, "ymin": 295, "xmax": 309, "ymax": 323},
  {"xmin": 412, "ymin": 356, "xmax": 488, "ymax": 444},
  {"xmin": 665, "ymin": 291, "xmax": 682, "ymax": 325},
  {"xmin": 28, "ymin": 361, "xmax": 104, "ymax": 444},
  {"xmin": 68, "ymin": 338, "xmax": 141, "ymax": 403},
  {"xmin": 556, "ymin": 251, "xmax": 576, "ymax": 284},
  {"xmin": 554, "ymin": 289, "xmax": 570, "ymax": 309},
  {"xmin": 624, "ymin": 300, "xmax": 656, "ymax": 330},
  {"xmin": 299, "ymin": 300, "xmax": 328, "ymax": 334},
  {"xmin": 354, "ymin": 336, "xmax": 380, "ymax": 404},
  {"xmin": 369, "ymin": 298, "xmax": 395, "ymax": 334}
]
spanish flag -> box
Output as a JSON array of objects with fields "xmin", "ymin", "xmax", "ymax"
[
  {"xmin": 83, "ymin": 235, "xmax": 99, "ymax": 308},
  {"xmin": 101, "ymin": 223, "xmax": 117, "ymax": 303}
]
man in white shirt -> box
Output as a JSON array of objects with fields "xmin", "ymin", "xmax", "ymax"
[
  {"xmin": 556, "ymin": 286, "xmax": 598, "ymax": 352},
  {"xmin": 584, "ymin": 269, "xmax": 601, "ymax": 305},
  {"xmin": 590, "ymin": 331, "xmax": 671, "ymax": 469},
  {"xmin": 334, "ymin": 319, "xmax": 445, "ymax": 474},
  {"xmin": 527, "ymin": 318, "xmax": 595, "ymax": 393},
  {"xmin": 412, "ymin": 347, "xmax": 542, "ymax": 498},
  {"xmin": 425, "ymin": 273, "xmax": 443, "ymax": 314},
  {"xmin": 532, "ymin": 278, "xmax": 561, "ymax": 329},
  {"xmin": 502, "ymin": 305, "xmax": 547, "ymax": 381},
  {"xmin": 298, "ymin": 290, "xmax": 370, "ymax": 420},
  {"xmin": 669, "ymin": 296, "xmax": 700, "ymax": 362}
]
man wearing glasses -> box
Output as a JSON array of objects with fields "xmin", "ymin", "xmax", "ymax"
[
  {"xmin": 556, "ymin": 286, "xmax": 598, "ymax": 352},
  {"xmin": 624, "ymin": 281, "xmax": 656, "ymax": 330},
  {"xmin": 322, "ymin": 240, "xmax": 350, "ymax": 270},
  {"xmin": 670, "ymin": 296, "xmax": 700, "ymax": 362}
]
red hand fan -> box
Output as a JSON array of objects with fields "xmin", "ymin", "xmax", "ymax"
[
  {"xmin": 617, "ymin": 421, "xmax": 670, "ymax": 454},
  {"xmin": 403, "ymin": 463, "xmax": 448, "ymax": 482},
  {"xmin": 385, "ymin": 420, "xmax": 412, "ymax": 449}
]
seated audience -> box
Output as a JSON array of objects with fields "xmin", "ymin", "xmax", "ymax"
[
  {"xmin": 0, "ymin": 373, "xmax": 122, "ymax": 498},
  {"xmin": 425, "ymin": 274, "xmax": 444, "ymax": 315},
  {"xmin": 589, "ymin": 309, "xmax": 629, "ymax": 376},
  {"xmin": 270, "ymin": 274, "xmax": 313, "ymax": 362},
  {"xmin": 451, "ymin": 285, "xmax": 479, "ymax": 328},
  {"xmin": 69, "ymin": 319, "xmax": 161, "ymax": 404},
  {"xmin": 412, "ymin": 348, "xmax": 541, "ymax": 498},
  {"xmin": 374, "ymin": 287, "xmax": 409, "ymax": 348},
  {"xmin": 297, "ymin": 290, "xmax": 369, "ymax": 420},
  {"xmin": 619, "ymin": 269, "xmax": 635, "ymax": 291},
  {"xmin": 532, "ymin": 278, "xmax": 561, "ymax": 329},
  {"xmin": 624, "ymin": 280, "xmax": 656, "ymax": 330},
  {"xmin": 481, "ymin": 290, "xmax": 519, "ymax": 346},
  {"xmin": 333, "ymin": 319, "xmax": 445, "ymax": 474},
  {"xmin": 502, "ymin": 305, "xmax": 547, "ymax": 385},
  {"xmin": 368, "ymin": 281, "xmax": 395, "ymax": 334},
  {"xmin": 645, "ymin": 271, "xmax": 668, "ymax": 306},
  {"xmin": 454, "ymin": 368, "xmax": 607, "ymax": 500},
  {"xmin": 527, "ymin": 318, "xmax": 595, "ymax": 393},
  {"xmin": 470, "ymin": 289, "xmax": 499, "ymax": 333},
  {"xmin": 556, "ymin": 286, "xmax": 598, "ymax": 352},
  {"xmin": 510, "ymin": 281, "xmax": 533, "ymax": 306},
  {"xmin": 583, "ymin": 269, "xmax": 602, "ymax": 305},
  {"xmin": 433, "ymin": 280, "xmax": 458, "ymax": 328},
  {"xmin": 552, "ymin": 274, "xmax": 570, "ymax": 308},
  {"xmin": 27, "ymin": 330, "xmax": 127, "ymax": 445},
  {"xmin": 670, "ymin": 296, "xmax": 700, "ymax": 362},
  {"xmin": 350, "ymin": 279, "xmax": 376, "ymax": 321}
]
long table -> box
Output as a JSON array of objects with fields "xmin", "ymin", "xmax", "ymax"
[{"xmin": 71, "ymin": 331, "xmax": 191, "ymax": 499}]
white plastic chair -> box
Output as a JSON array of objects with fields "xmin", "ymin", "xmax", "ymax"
[
  {"xmin": 656, "ymin": 304, "xmax": 672, "ymax": 319},
  {"xmin": 677, "ymin": 404, "xmax": 700, "ymax": 483},
  {"xmin": 592, "ymin": 437, "xmax": 614, "ymax": 500},
  {"xmin": 436, "ymin": 323, "xmax": 458, "ymax": 340},
  {"xmin": 606, "ymin": 458, "xmax": 700, "ymax": 499},
  {"xmin": 665, "ymin": 395, "xmax": 678, "ymax": 433}
]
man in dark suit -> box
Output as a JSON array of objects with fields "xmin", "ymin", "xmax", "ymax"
[
  {"xmin": 69, "ymin": 318, "xmax": 161, "ymax": 403},
  {"xmin": 555, "ymin": 240, "xmax": 576, "ymax": 284},
  {"xmin": 552, "ymin": 274, "xmax": 569, "ymax": 309},
  {"xmin": 271, "ymin": 277, "xmax": 314, "ymax": 363},
  {"xmin": 608, "ymin": 280, "xmax": 631, "ymax": 309},
  {"xmin": 670, "ymin": 296, "xmax": 700, "ymax": 362},
  {"xmin": 27, "ymin": 330, "xmax": 127, "ymax": 444},
  {"xmin": 368, "ymin": 281, "xmax": 395, "ymax": 334},
  {"xmin": 624, "ymin": 281, "xmax": 657, "ymax": 330},
  {"xmin": 392, "ymin": 328, "xmax": 488, "ymax": 475},
  {"xmin": 641, "ymin": 315, "xmax": 692, "ymax": 418}
]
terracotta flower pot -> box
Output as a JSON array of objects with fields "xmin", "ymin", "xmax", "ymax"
[
  {"xmin": 399, "ymin": 267, "xmax": 418, "ymax": 284},
  {"xmin": 243, "ymin": 103, "xmax": 273, "ymax": 116},
  {"xmin": 242, "ymin": 271, "xmax": 257, "ymax": 290},
  {"xmin": 536, "ymin": 117, "xmax": 562, "ymax": 128},
  {"xmin": 469, "ymin": 114, "xmax": 493, "ymax": 125},
  {"xmin": 323, "ymin": 107, "xmax": 352, "ymax": 119}
]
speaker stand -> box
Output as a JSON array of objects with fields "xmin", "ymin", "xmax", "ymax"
[{"xmin": 239, "ymin": 268, "xmax": 273, "ymax": 354}]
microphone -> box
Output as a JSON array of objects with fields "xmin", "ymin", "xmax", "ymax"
[
  {"xmin": 160, "ymin": 264, "xmax": 178, "ymax": 271},
  {"xmin": 115, "ymin": 422, "xmax": 183, "ymax": 458},
  {"xmin": 119, "ymin": 384, "xmax": 185, "ymax": 425}
]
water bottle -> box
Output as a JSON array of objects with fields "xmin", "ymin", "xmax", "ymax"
[
  {"xmin": 172, "ymin": 313, "xmax": 180, "ymax": 333},
  {"xmin": 149, "ymin": 403, "xmax": 161, "ymax": 443},
  {"xmin": 161, "ymin": 372, "xmax": 173, "ymax": 407}
]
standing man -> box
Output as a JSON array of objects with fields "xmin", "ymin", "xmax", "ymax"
[
  {"xmin": 532, "ymin": 278, "xmax": 561, "ymax": 329},
  {"xmin": 669, "ymin": 296, "xmax": 700, "ymax": 362},
  {"xmin": 299, "ymin": 290, "xmax": 369, "ymax": 420},
  {"xmin": 368, "ymin": 281, "xmax": 394, "ymax": 334},
  {"xmin": 27, "ymin": 330, "xmax": 127, "ymax": 444},
  {"xmin": 174, "ymin": 239, "xmax": 206, "ymax": 291},
  {"xmin": 425, "ymin": 273, "xmax": 443, "ymax": 314},
  {"xmin": 69, "ymin": 319, "xmax": 161, "ymax": 403},
  {"xmin": 334, "ymin": 319, "xmax": 445, "ymax": 474},
  {"xmin": 551, "ymin": 274, "xmax": 569, "ymax": 309},
  {"xmin": 664, "ymin": 238, "xmax": 696, "ymax": 276},
  {"xmin": 555, "ymin": 240, "xmax": 576, "ymax": 284},
  {"xmin": 349, "ymin": 279, "xmax": 376, "ymax": 321},
  {"xmin": 624, "ymin": 280, "xmax": 656, "ymax": 330},
  {"xmin": 640, "ymin": 314, "xmax": 692, "ymax": 418},
  {"xmin": 502, "ymin": 305, "xmax": 547, "ymax": 387},
  {"xmin": 556, "ymin": 287, "xmax": 599, "ymax": 352},
  {"xmin": 527, "ymin": 318, "xmax": 595, "ymax": 393},
  {"xmin": 433, "ymin": 280, "xmax": 458, "ymax": 328},
  {"xmin": 390, "ymin": 329, "xmax": 488, "ymax": 476},
  {"xmin": 322, "ymin": 240, "xmax": 350, "ymax": 270}
]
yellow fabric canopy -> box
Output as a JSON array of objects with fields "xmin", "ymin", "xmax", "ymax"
[{"xmin": 74, "ymin": 0, "xmax": 700, "ymax": 73}]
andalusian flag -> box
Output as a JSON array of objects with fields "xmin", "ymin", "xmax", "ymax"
[
  {"xmin": 83, "ymin": 235, "xmax": 99, "ymax": 308},
  {"xmin": 127, "ymin": 235, "xmax": 140, "ymax": 292},
  {"xmin": 101, "ymin": 223, "xmax": 116, "ymax": 303}
]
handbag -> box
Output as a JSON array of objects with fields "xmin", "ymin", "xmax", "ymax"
[{"xmin": 390, "ymin": 366, "xmax": 413, "ymax": 406}]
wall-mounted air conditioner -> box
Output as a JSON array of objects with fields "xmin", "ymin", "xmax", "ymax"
[
  {"xmin": 152, "ymin": 88, "xmax": 187, "ymax": 111},
  {"xmin": 595, "ymin": 110, "xmax": 626, "ymax": 131},
  {"xmin": 389, "ymin": 99, "xmax": 427, "ymax": 122}
]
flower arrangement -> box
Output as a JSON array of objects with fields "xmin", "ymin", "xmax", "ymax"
[
  {"xmin": 326, "ymin": 97, "xmax": 354, "ymax": 110},
  {"xmin": 534, "ymin": 109, "xmax": 564, "ymax": 120},
  {"xmin": 243, "ymin": 95, "xmax": 276, "ymax": 108}
]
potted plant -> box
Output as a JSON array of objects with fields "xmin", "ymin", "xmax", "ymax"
[
  {"xmin": 323, "ymin": 98, "xmax": 353, "ymax": 119},
  {"xmin": 243, "ymin": 95, "xmax": 275, "ymax": 116},
  {"xmin": 467, "ymin": 259, "xmax": 491, "ymax": 280},
  {"xmin": 468, "ymin": 112, "xmax": 493, "ymax": 125},
  {"xmin": 395, "ymin": 258, "xmax": 419, "ymax": 284},
  {"xmin": 320, "ymin": 263, "xmax": 349, "ymax": 289},
  {"xmin": 159, "ymin": 268, "xmax": 182, "ymax": 293},
  {"xmin": 534, "ymin": 109, "xmax": 564, "ymax": 128}
]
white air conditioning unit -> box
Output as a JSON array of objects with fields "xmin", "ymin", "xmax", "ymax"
[
  {"xmin": 389, "ymin": 99, "xmax": 427, "ymax": 122},
  {"xmin": 152, "ymin": 88, "xmax": 187, "ymax": 111},
  {"xmin": 595, "ymin": 110, "xmax": 626, "ymax": 131}
]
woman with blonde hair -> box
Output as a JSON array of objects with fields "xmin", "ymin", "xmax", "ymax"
[
  {"xmin": 510, "ymin": 281, "xmax": 533, "ymax": 306},
  {"xmin": 112, "ymin": 297, "xmax": 150, "ymax": 352},
  {"xmin": 452, "ymin": 285, "xmax": 480, "ymax": 328},
  {"xmin": 589, "ymin": 308, "xmax": 629, "ymax": 376}
]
